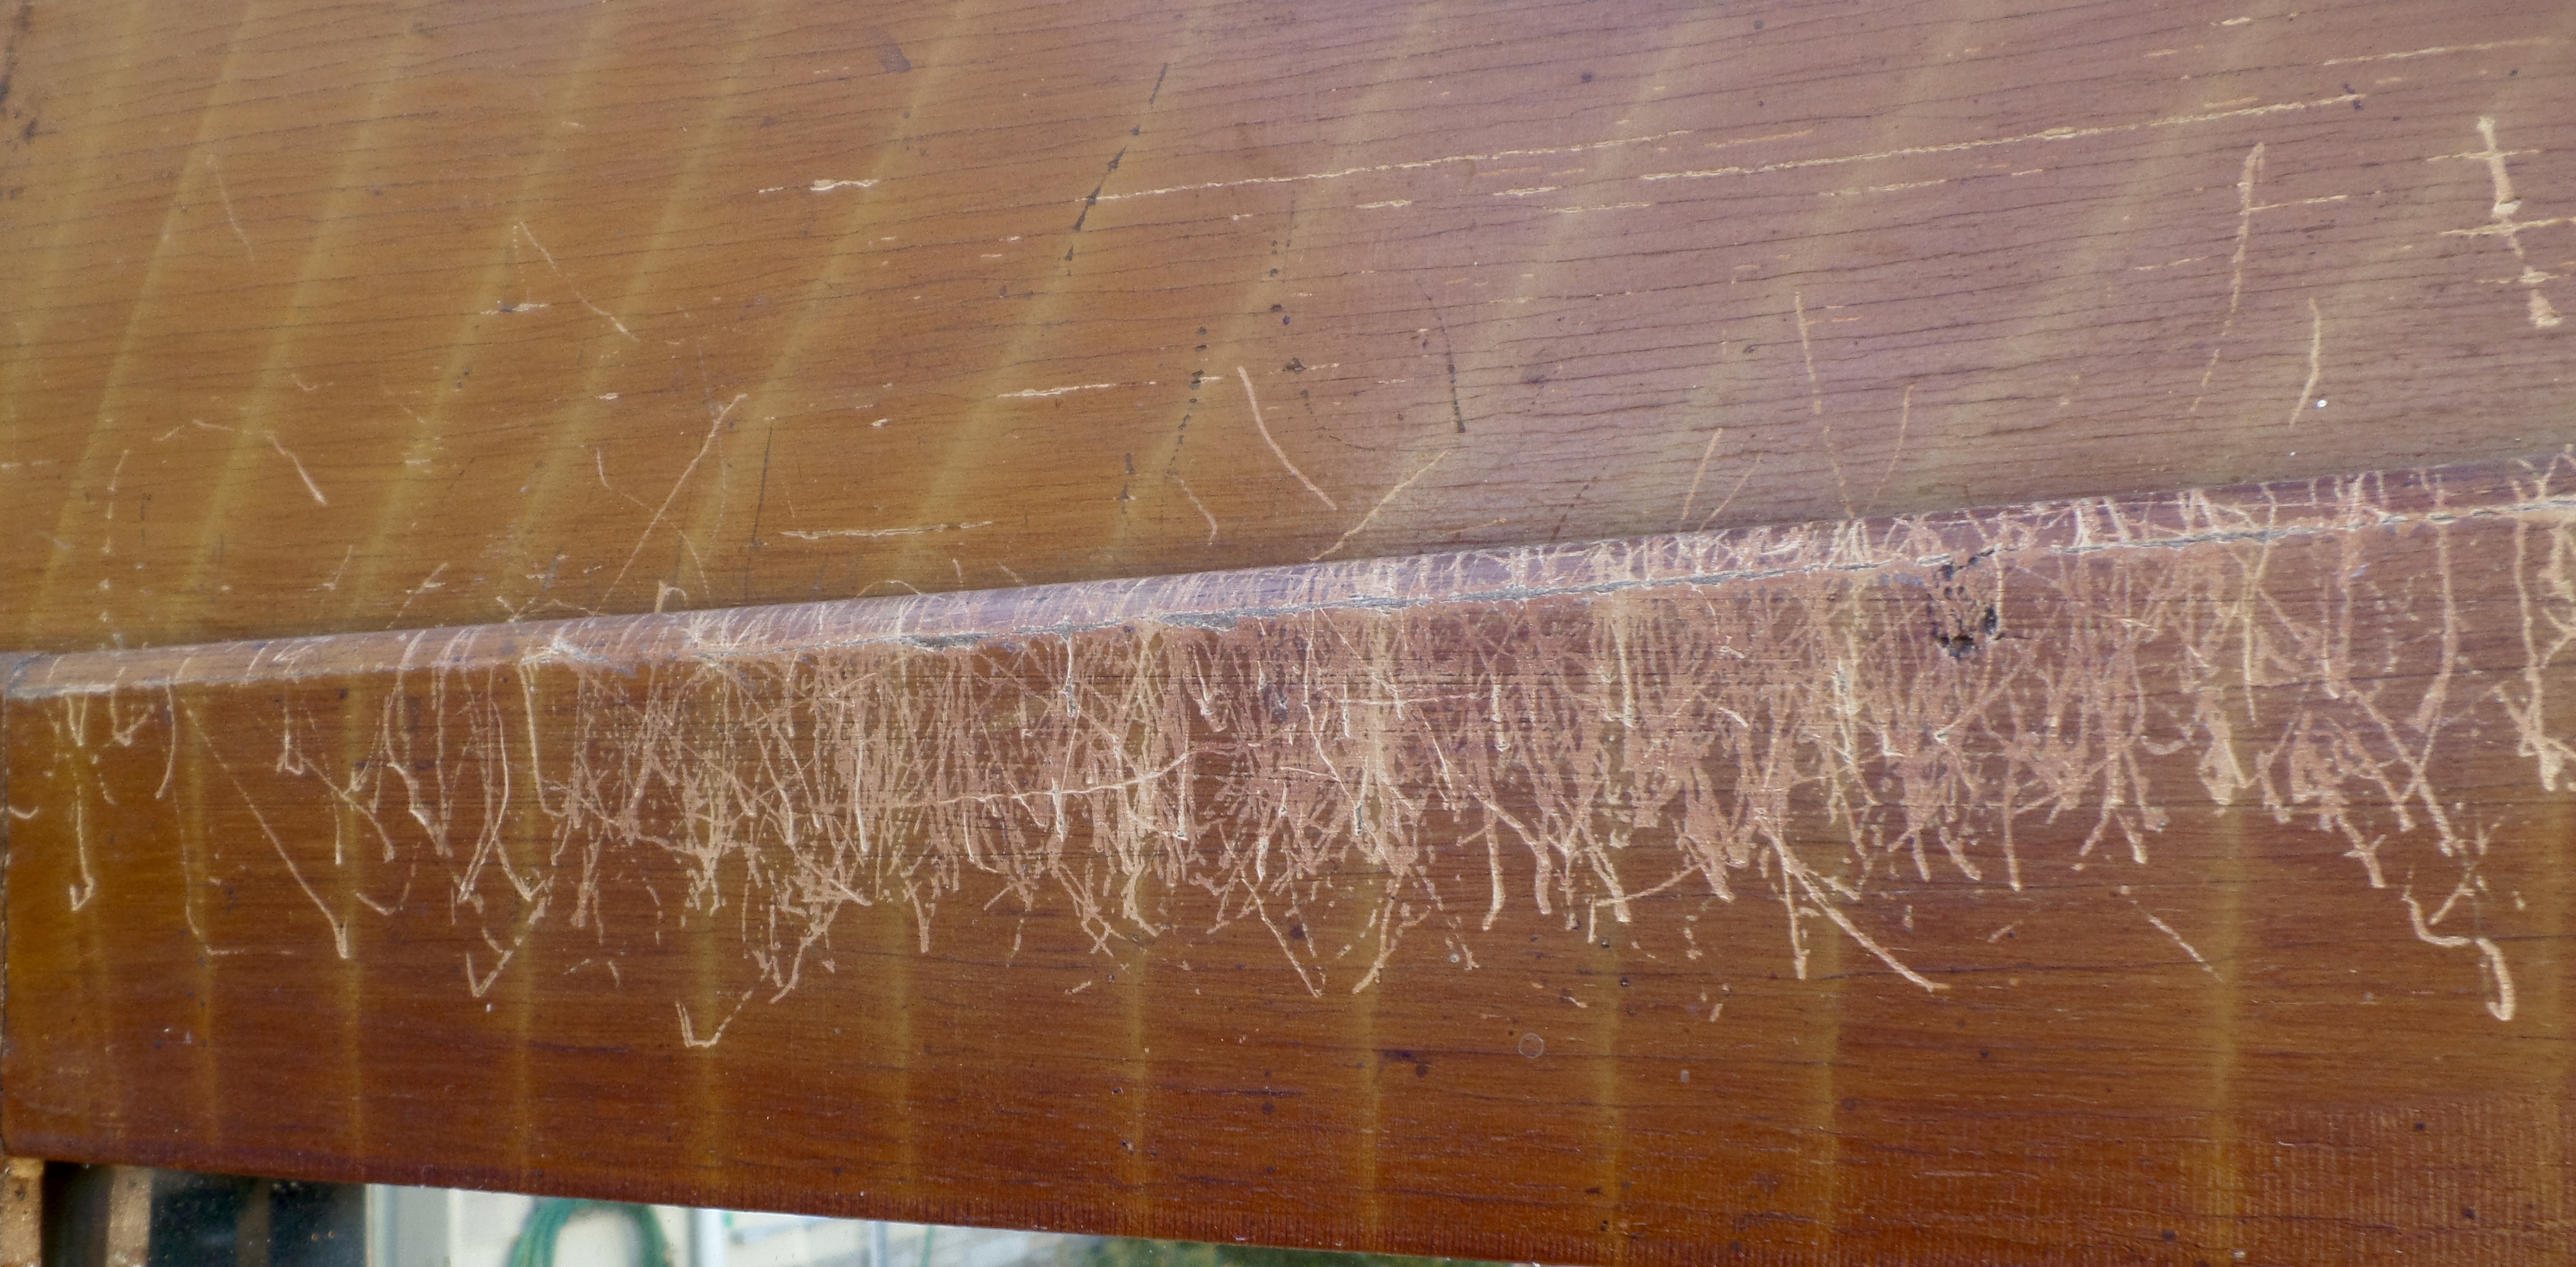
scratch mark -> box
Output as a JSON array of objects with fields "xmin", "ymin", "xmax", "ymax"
[
  {"xmin": 1237, "ymin": 367, "xmax": 1337, "ymax": 510},
  {"xmin": 2322, "ymin": 37, "xmax": 2553, "ymax": 66},
  {"xmin": 997, "ymin": 383, "xmax": 1120, "ymax": 398},
  {"xmin": 1697, "ymin": 456, "xmax": 1763, "ymax": 530},
  {"xmin": 207, "ymin": 153, "xmax": 252, "ymax": 260},
  {"xmin": 1314, "ymin": 451, "xmax": 1450, "ymax": 561},
  {"xmin": 676, "ymin": 990, "xmax": 755, "ymax": 1047},
  {"xmin": 2287, "ymin": 298, "xmax": 2324, "ymax": 424},
  {"xmin": 1098, "ymin": 129, "xmax": 1706, "ymax": 202},
  {"xmin": 2435, "ymin": 117, "xmax": 2569, "ymax": 329},
  {"xmin": 1819, "ymin": 178, "xmax": 1948, "ymax": 198},
  {"xmin": 1793, "ymin": 293, "xmax": 1852, "ymax": 518},
  {"xmin": 809, "ymin": 179, "xmax": 878, "ymax": 192},
  {"xmin": 1640, "ymin": 92, "xmax": 2358, "ymax": 183},
  {"xmin": 1868, "ymin": 386, "xmax": 1914, "ymax": 514},
  {"xmin": 268, "ymin": 434, "xmax": 327, "ymax": 505},
  {"xmin": 515, "ymin": 222, "xmax": 639, "ymax": 342},
  {"xmin": 2190, "ymin": 144, "xmax": 2267, "ymax": 415},
  {"xmin": 196, "ymin": 718, "xmax": 351, "ymax": 959},
  {"xmin": 777, "ymin": 521, "xmax": 995, "ymax": 541},
  {"xmin": 315, "ymin": 545, "xmax": 353, "ymax": 592},
  {"xmin": 388, "ymin": 563, "xmax": 448, "ymax": 628},
  {"xmin": 603, "ymin": 394, "xmax": 744, "ymax": 602},
  {"xmin": 1680, "ymin": 428, "xmax": 1725, "ymax": 525},
  {"xmin": 2402, "ymin": 889, "xmax": 2516, "ymax": 1021},
  {"xmin": 1169, "ymin": 473, "xmax": 1220, "ymax": 544}
]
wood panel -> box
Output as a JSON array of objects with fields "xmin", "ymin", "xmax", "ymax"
[
  {"xmin": 2, "ymin": 0, "xmax": 2573, "ymax": 651},
  {"xmin": 10, "ymin": 453, "xmax": 2576, "ymax": 1262}
]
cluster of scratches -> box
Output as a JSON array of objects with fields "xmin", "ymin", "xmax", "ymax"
[{"xmin": 26, "ymin": 458, "xmax": 2576, "ymax": 1035}]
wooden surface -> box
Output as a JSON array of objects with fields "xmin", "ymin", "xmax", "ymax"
[
  {"xmin": 1, "ymin": 0, "xmax": 2572, "ymax": 652},
  {"xmin": 10, "ymin": 454, "xmax": 2576, "ymax": 1262},
  {"xmin": 7, "ymin": 0, "xmax": 2576, "ymax": 1262}
]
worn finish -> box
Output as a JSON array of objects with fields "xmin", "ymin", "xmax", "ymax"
[
  {"xmin": 2, "ymin": 0, "xmax": 2574, "ymax": 651},
  {"xmin": 10, "ymin": 453, "xmax": 2576, "ymax": 1261}
]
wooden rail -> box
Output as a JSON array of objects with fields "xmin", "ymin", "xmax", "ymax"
[
  {"xmin": 10, "ymin": 453, "xmax": 2576, "ymax": 1261},
  {"xmin": 7, "ymin": 0, "xmax": 2576, "ymax": 1260}
]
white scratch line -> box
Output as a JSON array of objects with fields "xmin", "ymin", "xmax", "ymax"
[
  {"xmin": 1169, "ymin": 473, "xmax": 1220, "ymax": 544},
  {"xmin": 809, "ymin": 179, "xmax": 878, "ymax": 192},
  {"xmin": 603, "ymin": 393, "xmax": 743, "ymax": 601},
  {"xmin": 997, "ymin": 382, "xmax": 1120, "ymax": 398},
  {"xmin": 1680, "ymin": 427, "xmax": 1725, "ymax": 524},
  {"xmin": 1792, "ymin": 293, "xmax": 1823, "ymax": 416},
  {"xmin": 1098, "ymin": 129, "xmax": 1710, "ymax": 202},
  {"xmin": 1237, "ymin": 366, "xmax": 1337, "ymax": 511},
  {"xmin": 1547, "ymin": 202, "xmax": 1654, "ymax": 215},
  {"xmin": 1356, "ymin": 199, "xmax": 1413, "ymax": 209},
  {"xmin": 268, "ymin": 434, "xmax": 326, "ymax": 505},
  {"xmin": 207, "ymin": 154, "xmax": 252, "ymax": 259},
  {"xmin": 1868, "ymin": 385, "xmax": 1914, "ymax": 513},
  {"xmin": 2128, "ymin": 900, "xmax": 2219, "ymax": 977},
  {"xmin": 2190, "ymin": 144, "xmax": 2266, "ymax": 415},
  {"xmin": 515, "ymin": 221, "xmax": 639, "ymax": 341},
  {"xmin": 2322, "ymin": 37, "xmax": 2553, "ymax": 66},
  {"xmin": 2434, "ymin": 117, "xmax": 2568, "ymax": 329},
  {"xmin": 676, "ymin": 990, "xmax": 756, "ymax": 1047},
  {"xmin": 1820, "ymin": 178, "xmax": 1949, "ymax": 198},
  {"xmin": 1640, "ymin": 92, "xmax": 2360, "ymax": 182},
  {"xmin": 1314, "ymin": 451, "xmax": 1450, "ymax": 560},
  {"xmin": 778, "ymin": 520, "xmax": 994, "ymax": 541},
  {"xmin": 1494, "ymin": 186, "xmax": 1560, "ymax": 197},
  {"xmin": 2287, "ymin": 297, "xmax": 2324, "ymax": 425},
  {"xmin": 2403, "ymin": 890, "xmax": 2516, "ymax": 1021}
]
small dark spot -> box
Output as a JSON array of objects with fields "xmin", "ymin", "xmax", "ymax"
[
  {"xmin": 1741, "ymin": 343, "xmax": 1759, "ymax": 355},
  {"xmin": 1284, "ymin": 358, "xmax": 1305, "ymax": 372},
  {"xmin": 1840, "ymin": 1097, "xmax": 1858, "ymax": 1112},
  {"xmin": 1123, "ymin": 453, "xmax": 1135, "ymax": 474},
  {"xmin": 1979, "ymin": 1050, "xmax": 1990, "ymax": 1059},
  {"xmin": 2162, "ymin": 1230, "xmax": 2177, "ymax": 1243},
  {"xmin": 873, "ymin": 31, "xmax": 912, "ymax": 74},
  {"xmin": 1580, "ymin": 70, "xmax": 1594, "ymax": 83},
  {"xmin": 1599, "ymin": 1221, "xmax": 1611, "ymax": 1232},
  {"xmin": 2463, "ymin": 1206, "xmax": 2476, "ymax": 1221},
  {"xmin": 2415, "ymin": 1121, "xmax": 2428, "ymax": 1131},
  {"xmin": 1287, "ymin": 922, "xmax": 1306, "ymax": 941},
  {"xmin": 1618, "ymin": 975, "xmax": 1630, "ymax": 986},
  {"xmin": 1585, "ymin": 1187, "xmax": 1603, "ymax": 1195},
  {"xmin": 1261, "ymin": 1100, "xmax": 1275, "ymax": 1115},
  {"xmin": 1119, "ymin": 1139, "xmax": 1132, "ymax": 1151},
  {"xmin": 1753, "ymin": 20, "xmax": 1764, "ymax": 29},
  {"xmin": 1269, "ymin": 303, "xmax": 1284, "ymax": 312},
  {"xmin": 1415, "ymin": 1062, "xmax": 1428, "ymax": 1076}
]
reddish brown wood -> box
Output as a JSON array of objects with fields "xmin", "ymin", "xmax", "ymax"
[
  {"xmin": 2, "ymin": 0, "xmax": 2574, "ymax": 652},
  {"xmin": 9, "ymin": 453, "xmax": 2576, "ymax": 1263}
]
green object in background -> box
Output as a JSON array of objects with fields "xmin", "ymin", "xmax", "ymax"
[{"xmin": 508, "ymin": 1198, "xmax": 674, "ymax": 1267}]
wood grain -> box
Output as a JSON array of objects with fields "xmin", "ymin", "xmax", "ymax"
[
  {"xmin": 10, "ymin": 453, "xmax": 2576, "ymax": 1263},
  {"xmin": 3, "ymin": 0, "xmax": 2573, "ymax": 651}
]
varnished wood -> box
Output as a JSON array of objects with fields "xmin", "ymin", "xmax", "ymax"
[
  {"xmin": 10, "ymin": 453, "xmax": 2576, "ymax": 1262},
  {"xmin": 2, "ymin": 0, "xmax": 2573, "ymax": 651},
  {"xmin": 9, "ymin": 0, "xmax": 2576, "ymax": 1260}
]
